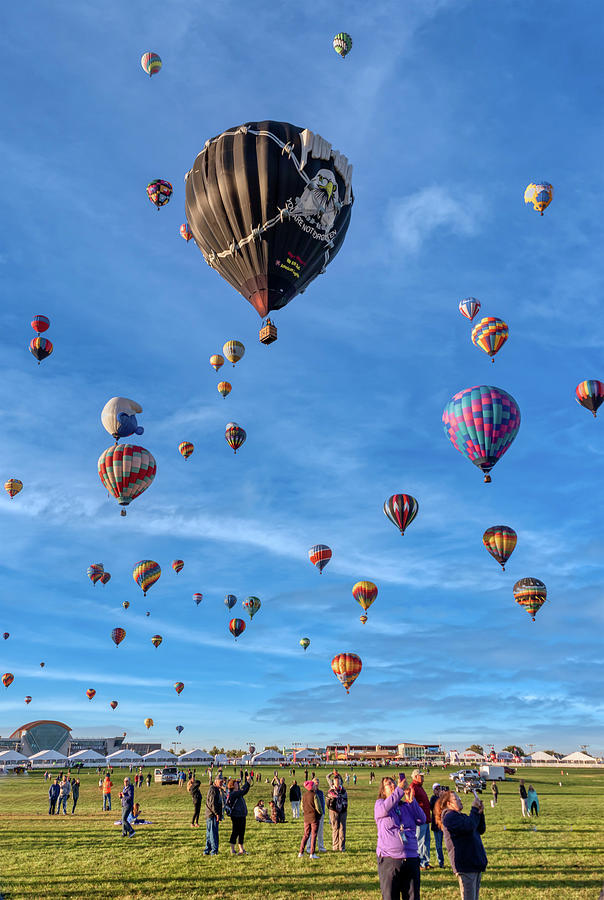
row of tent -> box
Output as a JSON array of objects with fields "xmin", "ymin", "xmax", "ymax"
[
  {"xmin": 448, "ymin": 749, "xmax": 600, "ymax": 764},
  {"xmin": 0, "ymin": 746, "xmax": 320, "ymax": 768}
]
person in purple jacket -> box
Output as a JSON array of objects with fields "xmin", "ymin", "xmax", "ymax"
[{"xmin": 374, "ymin": 774, "xmax": 426, "ymax": 899}]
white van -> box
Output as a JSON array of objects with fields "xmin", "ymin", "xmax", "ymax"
[{"xmin": 154, "ymin": 766, "xmax": 178, "ymax": 784}]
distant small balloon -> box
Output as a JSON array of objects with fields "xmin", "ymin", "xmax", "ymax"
[
  {"xmin": 193, "ymin": 593, "xmax": 203, "ymax": 606},
  {"xmin": 29, "ymin": 337, "xmax": 53, "ymax": 364},
  {"xmin": 111, "ymin": 627, "xmax": 126, "ymax": 647},
  {"xmin": 176, "ymin": 725, "xmax": 184, "ymax": 734},
  {"xmin": 24, "ymin": 695, "xmax": 32, "ymax": 704},
  {"xmin": 86, "ymin": 688, "xmax": 96, "ymax": 700},
  {"xmin": 458, "ymin": 298, "xmax": 481, "ymax": 321},
  {"xmin": 144, "ymin": 717, "xmax": 154, "ymax": 729},
  {"xmin": 217, "ymin": 381, "xmax": 232, "ymax": 398},
  {"xmin": 122, "ymin": 601, "xmax": 130, "ymax": 610},
  {"xmin": 180, "ymin": 223, "xmax": 193, "ymax": 242},
  {"xmin": 31, "ymin": 315, "xmax": 50, "ymax": 334},
  {"xmin": 141, "ymin": 52, "xmax": 162, "ymax": 76},
  {"xmin": 146, "ymin": 179, "xmax": 172, "ymax": 209},
  {"xmin": 100, "ymin": 572, "xmax": 111, "ymax": 585},
  {"xmin": 151, "ymin": 634, "xmax": 163, "ymax": 648},
  {"xmin": 4, "ymin": 479, "xmax": 23, "ymax": 499},
  {"xmin": 524, "ymin": 182, "xmax": 553, "ymax": 215},
  {"xmin": 2, "ymin": 673, "xmax": 14, "ymax": 688},
  {"xmin": 299, "ymin": 637, "xmax": 310, "ymax": 651},
  {"xmin": 174, "ymin": 682, "xmax": 184, "ymax": 695},
  {"xmin": 229, "ymin": 618, "xmax": 246, "ymax": 639},
  {"xmin": 110, "ymin": 700, "xmax": 118, "ymax": 710},
  {"xmin": 224, "ymin": 594, "xmax": 237, "ymax": 610},
  {"xmin": 308, "ymin": 544, "xmax": 332, "ymax": 574},
  {"xmin": 225, "ymin": 423, "xmax": 246, "ymax": 454},
  {"xmin": 210, "ymin": 355, "xmax": 224, "ymax": 372},
  {"xmin": 333, "ymin": 32, "xmax": 353, "ymax": 57},
  {"xmin": 172, "ymin": 560, "xmax": 184, "ymax": 574},
  {"xmin": 179, "ymin": 441, "xmax": 194, "ymax": 460},
  {"xmin": 576, "ymin": 380, "xmax": 604, "ymax": 418},
  {"xmin": 223, "ymin": 341, "xmax": 245, "ymax": 366}
]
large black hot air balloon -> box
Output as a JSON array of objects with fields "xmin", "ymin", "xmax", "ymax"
[{"xmin": 185, "ymin": 121, "xmax": 353, "ymax": 330}]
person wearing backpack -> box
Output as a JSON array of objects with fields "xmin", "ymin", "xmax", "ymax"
[
  {"xmin": 225, "ymin": 776, "xmax": 252, "ymax": 855},
  {"xmin": 188, "ymin": 776, "xmax": 202, "ymax": 829},
  {"xmin": 204, "ymin": 776, "xmax": 223, "ymax": 854},
  {"xmin": 326, "ymin": 773, "xmax": 348, "ymax": 851}
]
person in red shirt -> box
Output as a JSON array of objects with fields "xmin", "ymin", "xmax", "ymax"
[{"xmin": 410, "ymin": 769, "xmax": 432, "ymax": 869}]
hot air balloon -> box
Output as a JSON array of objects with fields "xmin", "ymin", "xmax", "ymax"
[
  {"xmin": 110, "ymin": 700, "xmax": 118, "ymax": 710},
  {"xmin": 217, "ymin": 381, "xmax": 232, "ymax": 398},
  {"xmin": 146, "ymin": 179, "xmax": 172, "ymax": 209},
  {"xmin": 172, "ymin": 560, "xmax": 184, "ymax": 573},
  {"xmin": 210, "ymin": 354, "xmax": 224, "ymax": 372},
  {"xmin": 151, "ymin": 634, "xmax": 163, "ymax": 648},
  {"xmin": 176, "ymin": 725, "xmax": 184, "ymax": 734},
  {"xmin": 243, "ymin": 596, "xmax": 261, "ymax": 619},
  {"xmin": 100, "ymin": 572, "xmax": 111, "ymax": 585},
  {"xmin": 225, "ymin": 423, "xmax": 246, "ymax": 453},
  {"xmin": 458, "ymin": 298, "xmax": 481, "ymax": 322},
  {"xmin": 224, "ymin": 594, "xmax": 237, "ymax": 610},
  {"xmin": 2, "ymin": 633, "xmax": 8, "ymax": 640},
  {"xmin": 185, "ymin": 122, "xmax": 353, "ymax": 332},
  {"xmin": 333, "ymin": 32, "xmax": 353, "ymax": 57},
  {"xmin": 513, "ymin": 577, "xmax": 547, "ymax": 621},
  {"xmin": 101, "ymin": 398, "xmax": 144, "ymax": 443},
  {"xmin": 308, "ymin": 544, "xmax": 332, "ymax": 573},
  {"xmin": 229, "ymin": 618, "xmax": 246, "ymax": 639},
  {"xmin": 223, "ymin": 341, "xmax": 245, "ymax": 366},
  {"xmin": 524, "ymin": 182, "xmax": 553, "ymax": 215},
  {"xmin": 442, "ymin": 385, "xmax": 521, "ymax": 483},
  {"xmin": 383, "ymin": 495, "xmax": 419, "ymax": 537},
  {"xmin": 174, "ymin": 682, "xmax": 184, "ymax": 695},
  {"xmin": 141, "ymin": 51, "xmax": 162, "ymax": 76},
  {"xmin": 193, "ymin": 593, "xmax": 203, "ymax": 606},
  {"xmin": 352, "ymin": 581, "xmax": 377, "ymax": 622},
  {"xmin": 29, "ymin": 336, "xmax": 53, "ymax": 364},
  {"xmin": 180, "ymin": 223, "xmax": 193, "ymax": 242},
  {"xmin": 483, "ymin": 526, "xmax": 517, "ymax": 571},
  {"xmin": 87, "ymin": 564, "xmax": 104, "ymax": 585},
  {"xmin": 133, "ymin": 560, "xmax": 161, "ymax": 596},
  {"xmin": 24, "ymin": 696, "xmax": 32, "ymax": 704},
  {"xmin": 359, "ymin": 614, "xmax": 368, "ymax": 625},
  {"xmin": 144, "ymin": 717, "xmax": 154, "ymax": 729},
  {"xmin": 98, "ymin": 444, "xmax": 156, "ymax": 515},
  {"xmin": 331, "ymin": 653, "xmax": 361, "ymax": 694},
  {"xmin": 300, "ymin": 637, "xmax": 310, "ymax": 651},
  {"xmin": 179, "ymin": 441, "xmax": 194, "ymax": 460},
  {"xmin": 111, "ymin": 627, "xmax": 126, "ymax": 647},
  {"xmin": 471, "ymin": 317, "xmax": 509, "ymax": 362},
  {"xmin": 576, "ymin": 380, "xmax": 604, "ymax": 418},
  {"xmin": 2, "ymin": 673, "xmax": 14, "ymax": 688},
  {"xmin": 4, "ymin": 478, "xmax": 23, "ymax": 499},
  {"xmin": 122, "ymin": 601, "xmax": 130, "ymax": 610},
  {"xmin": 39, "ymin": 662, "xmax": 45, "ymax": 668},
  {"xmin": 86, "ymin": 688, "xmax": 96, "ymax": 700},
  {"xmin": 31, "ymin": 315, "xmax": 50, "ymax": 334}
]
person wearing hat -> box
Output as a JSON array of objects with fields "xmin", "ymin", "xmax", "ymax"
[
  {"xmin": 298, "ymin": 781, "xmax": 322, "ymax": 860},
  {"xmin": 430, "ymin": 783, "xmax": 445, "ymax": 868},
  {"xmin": 410, "ymin": 769, "xmax": 432, "ymax": 869}
]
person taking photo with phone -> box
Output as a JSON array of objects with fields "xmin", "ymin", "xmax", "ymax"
[
  {"xmin": 374, "ymin": 774, "xmax": 426, "ymax": 899},
  {"xmin": 434, "ymin": 789, "xmax": 487, "ymax": 900}
]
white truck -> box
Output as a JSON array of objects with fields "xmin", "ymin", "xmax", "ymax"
[{"xmin": 480, "ymin": 765, "xmax": 505, "ymax": 781}]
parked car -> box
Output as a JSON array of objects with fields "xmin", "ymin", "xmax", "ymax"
[
  {"xmin": 449, "ymin": 768, "xmax": 482, "ymax": 781},
  {"xmin": 155, "ymin": 766, "xmax": 178, "ymax": 784},
  {"xmin": 503, "ymin": 765, "xmax": 516, "ymax": 775},
  {"xmin": 455, "ymin": 774, "xmax": 485, "ymax": 794}
]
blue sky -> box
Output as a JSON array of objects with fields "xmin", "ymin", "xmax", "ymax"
[{"xmin": 0, "ymin": 0, "xmax": 602, "ymax": 756}]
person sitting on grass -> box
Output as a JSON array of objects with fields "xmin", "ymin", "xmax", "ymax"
[{"xmin": 254, "ymin": 800, "xmax": 272, "ymax": 823}]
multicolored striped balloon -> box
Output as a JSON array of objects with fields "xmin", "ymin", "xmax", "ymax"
[
  {"xmin": 86, "ymin": 688, "xmax": 96, "ymax": 700},
  {"xmin": 2, "ymin": 673, "xmax": 14, "ymax": 688},
  {"xmin": 458, "ymin": 298, "xmax": 481, "ymax": 321},
  {"xmin": 87, "ymin": 564, "xmax": 104, "ymax": 585},
  {"xmin": 483, "ymin": 526, "xmax": 517, "ymax": 571},
  {"xmin": 141, "ymin": 52, "xmax": 162, "ymax": 76},
  {"xmin": 151, "ymin": 634, "xmax": 163, "ymax": 648},
  {"xmin": 442, "ymin": 385, "xmax": 521, "ymax": 483},
  {"xmin": 172, "ymin": 560, "xmax": 184, "ymax": 574},
  {"xmin": 513, "ymin": 577, "xmax": 546, "ymax": 621},
  {"xmin": 179, "ymin": 441, "xmax": 194, "ymax": 459},
  {"xmin": 333, "ymin": 32, "xmax": 353, "ymax": 57},
  {"xmin": 331, "ymin": 652, "xmax": 362, "ymax": 694},
  {"xmin": 146, "ymin": 179, "xmax": 173, "ymax": 209},
  {"xmin": 471, "ymin": 317, "xmax": 509, "ymax": 362},
  {"xmin": 144, "ymin": 717, "xmax": 154, "ymax": 729},
  {"xmin": 111, "ymin": 627, "xmax": 126, "ymax": 647},
  {"xmin": 383, "ymin": 494, "xmax": 418, "ymax": 536},
  {"xmin": 100, "ymin": 572, "xmax": 111, "ymax": 585},
  {"xmin": 29, "ymin": 336, "xmax": 53, "ymax": 363},
  {"xmin": 225, "ymin": 423, "xmax": 246, "ymax": 453},
  {"xmin": 133, "ymin": 560, "xmax": 161, "ymax": 596},
  {"xmin": 4, "ymin": 478, "xmax": 23, "ymax": 499},
  {"xmin": 31, "ymin": 315, "xmax": 50, "ymax": 333},
  {"xmin": 174, "ymin": 682, "xmax": 184, "ymax": 695},
  {"xmin": 217, "ymin": 381, "xmax": 232, "ymax": 398},
  {"xmin": 352, "ymin": 581, "xmax": 377, "ymax": 620},
  {"xmin": 193, "ymin": 593, "xmax": 203, "ymax": 606},
  {"xmin": 576, "ymin": 380, "xmax": 604, "ymax": 418},
  {"xmin": 98, "ymin": 444, "xmax": 156, "ymax": 515},
  {"xmin": 229, "ymin": 618, "xmax": 246, "ymax": 639},
  {"xmin": 524, "ymin": 182, "xmax": 553, "ymax": 215},
  {"xmin": 180, "ymin": 223, "xmax": 193, "ymax": 242},
  {"xmin": 308, "ymin": 544, "xmax": 332, "ymax": 573}
]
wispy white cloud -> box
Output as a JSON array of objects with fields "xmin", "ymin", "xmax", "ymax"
[{"xmin": 388, "ymin": 185, "xmax": 482, "ymax": 254}]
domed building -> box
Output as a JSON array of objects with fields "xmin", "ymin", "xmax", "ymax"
[{"xmin": 9, "ymin": 721, "xmax": 72, "ymax": 757}]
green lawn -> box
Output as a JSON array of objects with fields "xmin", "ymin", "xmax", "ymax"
[{"xmin": 0, "ymin": 766, "xmax": 602, "ymax": 899}]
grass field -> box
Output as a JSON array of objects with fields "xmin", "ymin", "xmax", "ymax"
[{"xmin": 0, "ymin": 765, "xmax": 602, "ymax": 899}]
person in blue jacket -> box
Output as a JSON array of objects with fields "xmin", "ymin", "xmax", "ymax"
[
  {"xmin": 434, "ymin": 790, "xmax": 487, "ymax": 900},
  {"xmin": 48, "ymin": 778, "xmax": 60, "ymax": 815},
  {"xmin": 119, "ymin": 777, "xmax": 135, "ymax": 837}
]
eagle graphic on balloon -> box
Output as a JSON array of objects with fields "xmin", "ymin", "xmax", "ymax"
[{"xmin": 290, "ymin": 169, "xmax": 340, "ymax": 235}]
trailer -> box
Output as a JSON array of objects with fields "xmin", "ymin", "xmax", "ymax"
[{"xmin": 480, "ymin": 764, "xmax": 505, "ymax": 781}]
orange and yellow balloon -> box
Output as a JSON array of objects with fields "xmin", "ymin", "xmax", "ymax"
[{"xmin": 331, "ymin": 653, "xmax": 362, "ymax": 694}]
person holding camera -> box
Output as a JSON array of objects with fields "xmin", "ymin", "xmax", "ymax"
[
  {"xmin": 434, "ymin": 790, "xmax": 487, "ymax": 900},
  {"xmin": 374, "ymin": 774, "xmax": 426, "ymax": 899}
]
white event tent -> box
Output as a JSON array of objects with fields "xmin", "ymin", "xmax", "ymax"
[
  {"xmin": 106, "ymin": 748, "xmax": 143, "ymax": 766},
  {"xmin": 68, "ymin": 749, "xmax": 106, "ymax": 767},
  {"xmin": 0, "ymin": 749, "xmax": 30, "ymax": 766},
  {"xmin": 530, "ymin": 751, "xmax": 557, "ymax": 762},
  {"xmin": 143, "ymin": 749, "xmax": 175, "ymax": 764},
  {"xmin": 290, "ymin": 748, "xmax": 321, "ymax": 762},
  {"xmin": 214, "ymin": 754, "xmax": 229, "ymax": 765},
  {"xmin": 560, "ymin": 751, "xmax": 598, "ymax": 765},
  {"xmin": 251, "ymin": 749, "xmax": 286, "ymax": 763},
  {"xmin": 179, "ymin": 749, "xmax": 214, "ymax": 764},
  {"xmin": 29, "ymin": 749, "xmax": 69, "ymax": 768}
]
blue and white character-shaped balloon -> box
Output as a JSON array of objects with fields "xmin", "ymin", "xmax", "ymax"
[{"xmin": 101, "ymin": 397, "xmax": 145, "ymax": 443}]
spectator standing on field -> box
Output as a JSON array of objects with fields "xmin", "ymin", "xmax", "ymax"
[
  {"xmin": 434, "ymin": 789, "xmax": 487, "ymax": 900},
  {"xmin": 71, "ymin": 778, "xmax": 80, "ymax": 814},
  {"xmin": 188, "ymin": 776, "xmax": 202, "ymax": 828},
  {"xmin": 526, "ymin": 785, "xmax": 539, "ymax": 817},
  {"xmin": 374, "ymin": 774, "xmax": 425, "ymax": 900},
  {"xmin": 298, "ymin": 781, "xmax": 321, "ymax": 860},
  {"xmin": 146, "ymin": 772, "xmax": 151, "ymax": 788},
  {"xmin": 204, "ymin": 776, "xmax": 223, "ymax": 854},
  {"xmin": 410, "ymin": 770, "xmax": 432, "ymax": 869},
  {"xmin": 120, "ymin": 777, "xmax": 135, "ymax": 837},
  {"xmin": 276, "ymin": 777, "xmax": 287, "ymax": 822},
  {"xmin": 226, "ymin": 776, "xmax": 252, "ymax": 855},
  {"xmin": 490, "ymin": 782, "xmax": 498, "ymax": 807},
  {"xmin": 48, "ymin": 778, "xmax": 60, "ymax": 815},
  {"xmin": 102, "ymin": 774, "xmax": 113, "ymax": 811},
  {"xmin": 58, "ymin": 776, "xmax": 71, "ymax": 815},
  {"xmin": 290, "ymin": 779, "xmax": 301, "ymax": 819},
  {"xmin": 519, "ymin": 780, "xmax": 528, "ymax": 817},
  {"xmin": 313, "ymin": 776, "xmax": 327, "ymax": 852},
  {"xmin": 430, "ymin": 783, "xmax": 445, "ymax": 868},
  {"xmin": 326, "ymin": 772, "xmax": 348, "ymax": 851}
]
